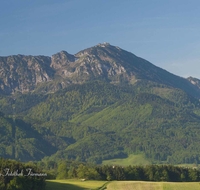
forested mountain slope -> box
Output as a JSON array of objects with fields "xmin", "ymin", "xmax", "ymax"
[{"xmin": 0, "ymin": 43, "xmax": 200, "ymax": 164}]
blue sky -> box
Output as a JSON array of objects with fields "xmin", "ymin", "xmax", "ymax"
[{"xmin": 1, "ymin": 0, "xmax": 200, "ymax": 78}]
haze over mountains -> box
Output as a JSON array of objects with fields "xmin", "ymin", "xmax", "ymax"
[{"xmin": 1, "ymin": 43, "xmax": 200, "ymax": 164}]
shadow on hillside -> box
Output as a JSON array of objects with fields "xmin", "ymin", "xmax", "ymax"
[{"xmin": 46, "ymin": 180, "xmax": 84, "ymax": 190}]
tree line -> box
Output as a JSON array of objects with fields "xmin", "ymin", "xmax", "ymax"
[
  {"xmin": 0, "ymin": 157, "xmax": 200, "ymax": 190},
  {"xmin": 42, "ymin": 160, "xmax": 200, "ymax": 182}
]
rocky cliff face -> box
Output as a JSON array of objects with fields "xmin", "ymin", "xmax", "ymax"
[
  {"xmin": 0, "ymin": 43, "xmax": 200, "ymax": 97},
  {"xmin": 187, "ymin": 77, "xmax": 200, "ymax": 89},
  {"xmin": 52, "ymin": 43, "xmax": 134, "ymax": 84},
  {"xmin": 0, "ymin": 55, "xmax": 54, "ymax": 94},
  {"xmin": 0, "ymin": 43, "xmax": 136, "ymax": 94}
]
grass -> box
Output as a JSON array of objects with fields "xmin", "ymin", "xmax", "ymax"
[
  {"xmin": 102, "ymin": 154, "xmax": 151, "ymax": 166},
  {"xmin": 106, "ymin": 181, "xmax": 200, "ymax": 190},
  {"xmin": 102, "ymin": 154, "xmax": 200, "ymax": 168},
  {"xmin": 45, "ymin": 179, "xmax": 107, "ymax": 190},
  {"xmin": 46, "ymin": 180, "xmax": 200, "ymax": 190}
]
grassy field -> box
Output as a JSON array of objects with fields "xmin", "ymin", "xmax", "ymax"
[
  {"xmin": 102, "ymin": 154, "xmax": 151, "ymax": 166},
  {"xmin": 106, "ymin": 181, "xmax": 200, "ymax": 190},
  {"xmin": 102, "ymin": 154, "xmax": 200, "ymax": 169},
  {"xmin": 45, "ymin": 179, "xmax": 108, "ymax": 190},
  {"xmin": 46, "ymin": 180, "xmax": 200, "ymax": 190}
]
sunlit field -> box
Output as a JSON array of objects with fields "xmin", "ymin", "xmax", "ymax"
[
  {"xmin": 106, "ymin": 181, "xmax": 200, "ymax": 190},
  {"xmin": 102, "ymin": 154, "xmax": 151, "ymax": 166}
]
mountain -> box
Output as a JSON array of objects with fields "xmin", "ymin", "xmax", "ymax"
[
  {"xmin": 1, "ymin": 43, "xmax": 200, "ymax": 97},
  {"xmin": 1, "ymin": 43, "xmax": 200, "ymax": 164}
]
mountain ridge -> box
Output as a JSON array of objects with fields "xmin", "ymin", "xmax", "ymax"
[{"xmin": 0, "ymin": 43, "xmax": 199, "ymax": 97}]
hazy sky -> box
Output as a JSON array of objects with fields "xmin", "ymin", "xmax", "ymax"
[{"xmin": 1, "ymin": 0, "xmax": 200, "ymax": 78}]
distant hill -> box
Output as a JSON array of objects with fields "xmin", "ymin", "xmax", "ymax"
[{"xmin": 0, "ymin": 43, "xmax": 200, "ymax": 164}]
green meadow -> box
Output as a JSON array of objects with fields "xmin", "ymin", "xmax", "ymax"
[
  {"xmin": 102, "ymin": 154, "xmax": 200, "ymax": 168},
  {"xmin": 46, "ymin": 180, "xmax": 200, "ymax": 190},
  {"xmin": 45, "ymin": 179, "xmax": 108, "ymax": 190},
  {"xmin": 106, "ymin": 181, "xmax": 200, "ymax": 190},
  {"xmin": 102, "ymin": 154, "xmax": 151, "ymax": 166}
]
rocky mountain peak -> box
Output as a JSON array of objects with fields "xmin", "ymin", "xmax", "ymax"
[
  {"xmin": 0, "ymin": 43, "xmax": 200, "ymax": 97},
  {"xmin": 51, "ymin": 51, "xmax": 75, "ymax": 69},
  {"xmin": 96, "ymin": 42, "xmax": 111, "ymax": 47}
]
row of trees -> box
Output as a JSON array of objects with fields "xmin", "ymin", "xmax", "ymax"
[
  {"xmin": 53, "ymin": 160, "xmax": 200, "ymax": 182},
  {"xmin": 0, "ymin": 157, "xmax": 200, "ymax": 190}
]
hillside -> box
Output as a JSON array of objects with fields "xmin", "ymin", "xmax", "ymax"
[{"xmin": 0, "ymin": 43, "xmax": 200, "ymax": 164}]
